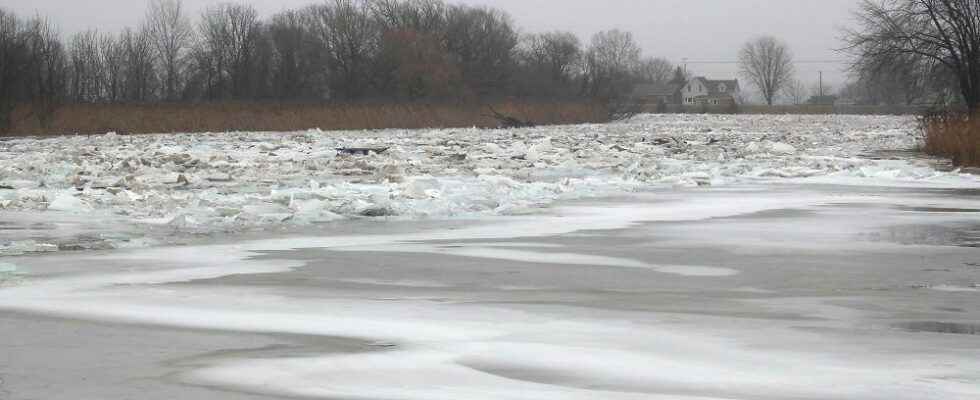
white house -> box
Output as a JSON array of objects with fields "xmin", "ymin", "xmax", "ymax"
[{"xmin": 681, "ymin": 77, "xmax": 740, "ymax": 106}]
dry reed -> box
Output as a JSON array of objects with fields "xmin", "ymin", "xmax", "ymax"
[
  {"xmin": 921, "ymin": 111, "xmax": 980, "ymax": 167},
  {"xmin": 2, "ymin": 100, "xmax": 608, "ymax": 137}
]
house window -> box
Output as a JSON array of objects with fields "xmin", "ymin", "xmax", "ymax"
[
  {"xmin": 718, "ymin": 84, "xmax": 727, "ymax": 93},
  {"xmin": 711, "ymin": 99, "xmax": 719, "ymax": 105}
]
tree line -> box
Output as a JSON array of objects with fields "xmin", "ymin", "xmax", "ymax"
[
  {"xmin": 0, "ymin": 0, "xmax": 682, "ymax": 131},
  {"xmin": 6, "ymin": 0, "xmax": 966, "ymax": 134}
]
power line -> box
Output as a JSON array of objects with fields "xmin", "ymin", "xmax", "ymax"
[{"xmin": 680, "ymin": 60, "xmax": 848, "ymax": 64}]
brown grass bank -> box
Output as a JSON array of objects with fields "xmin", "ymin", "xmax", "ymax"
[
  {"xmin": 921, "ymin": 112, "xmax": 980, "ymax": 167},
  {"xmin": 3, "ymin": 101, "xmax": 609, "ymax": 136}
]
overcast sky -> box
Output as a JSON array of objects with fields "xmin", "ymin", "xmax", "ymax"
[{"xmin": 5, "ymin": 0, "xmax": 859, "ymax": 89}]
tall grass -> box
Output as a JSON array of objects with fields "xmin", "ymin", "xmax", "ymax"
[
  {"xmin": 921, "ymin": 111, "xmax": 980, "ymax": 167},
  {"xmin": 3, "ymin": 100, "xmax": 608, "ymax": 136}
]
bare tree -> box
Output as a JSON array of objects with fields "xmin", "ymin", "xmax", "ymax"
[
  {"xmin": 367, "ymin": 0, "xmax": 449, "ymax": 98},
  {"xmin": 99, "ymin": 33, "xmax": 126, "ymax": 102},
  {"xmin": 844, "ymin": 0, "xmax": 980, "ymax": 109},
  {"xmin": 224, "ymin": 4, "xmax": 262, "ymax": 99},
  {"xmin": 1, "ymin": 11, "xmax": 68, "ymax": 129},
  {"xmin": 444, "ymin": 5, "xmax": 518, "ymax": 97},
  {"xmin": 521, "ymin": 31, "xmax": 581, "ymax": 85},
  {"xmin": 146, "ymin": 0, "xmax": 192, "ymax": 101},
  {"xmin": 851, "ymin": 45, "xmax": 936, "ymax": 106},
  {"xmin": 25, "ymin": 16, "xmax": 67, "ymax": 128},
  {"xmin": 514, "ymin": 31, "xmax": 580, "ymax": 97},
  {"xmin": 378, "ymin": 29, "xmax": 460, "ymax": 99},
  {"xmin": 68, "ymin": 30, "xmax": 102, "ymax": 102},
  {"xmin": 633, "ymin": 57, "xmax": 674, "ymax": 85},
  {"xmin": 0, "ymin": 9, "xmax": 30, "ymax": 132},
  {"xmin": 738, "ymin": 36, "xmax": 794, "ymax": 106},
  {"xmin": 309, "ymin": 0, "xmax": 380, "ymax": 100},
  {"xmin": 782, "ymin": 78, "xmax": 808, "ymax": 105},
  {"xmin": 370, "ymin": 0, "xmax": 447, "ymax": 33},
  {"xmin": 121, "ymin": 27, "xmax": 157, "ymax": 102},
  {"xmin": 267, "ymin": 9, "xmax": 327, "ymax": 100},
  {"xmin": 193, "ymin": 3, "xmax": 262, "ymax": 100},
  {"xmin": 192, "ymin": 8, "xmax": 225, "ymax": 100},
  {"xmin": 582, "ymin": 29, "xmax": 641, "ymax": 98}
]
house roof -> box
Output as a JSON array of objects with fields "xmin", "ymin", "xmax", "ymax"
[
  {"xmin": 690, "ymin": 77, "xmax": 739, "ymax": 96},
  {"xmin": 632, "ymin": 83, "xmax": 683, "ymax": 97}
]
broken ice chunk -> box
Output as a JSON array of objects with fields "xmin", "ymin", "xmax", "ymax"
[
  {"xmin": 47, "ymin": 193, "xmax": 92, "ymax": 213},
  {"xmin": 768, "ymin": 142, "xmax": 797, "ymax": 155},
  {"xmin": 0, "ymin": 262, "xmax": 21, "ymax": 285},
  {"xmin": 402, "ymin": 178, "xmax": 442, "ymax": 199}
]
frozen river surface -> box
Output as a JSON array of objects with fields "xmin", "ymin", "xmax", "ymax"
[{"xmin": 1, "ymin": 115, "xmax": 979, "ymax": 399}]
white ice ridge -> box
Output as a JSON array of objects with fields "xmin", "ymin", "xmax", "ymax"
[
  {"xmin": 1, "ymin": 114, "xmax": 977, "ymax": 250},
  {"xmin": 2, "ymin": 191, "xmax": 979, "ymax": 399},
  {"xmin": 330, "ymin": 243, "xmax": 739, "ymax": 276}
]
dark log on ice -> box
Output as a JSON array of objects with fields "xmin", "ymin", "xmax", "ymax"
[
  {"xmin": 337, "ymin": 147, "xmax": 390, "ymax": 156},
  {"xmin": 486, "ymin": 105, "xmax": 536, "ymax": 129}
]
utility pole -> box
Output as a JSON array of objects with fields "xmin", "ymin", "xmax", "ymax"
[{"xmin": 819, "ymin": 71, "xmax": 824, "ymax": 97}]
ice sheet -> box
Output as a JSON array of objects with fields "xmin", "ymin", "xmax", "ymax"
[{"xmin": 2, "ymin": 187, "xmax": 979, "ymax": 399}]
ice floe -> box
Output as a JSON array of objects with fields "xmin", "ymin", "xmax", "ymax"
[{"xmin": 1, "ymin": 114, "xmax": 976, "ymax": 251}]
